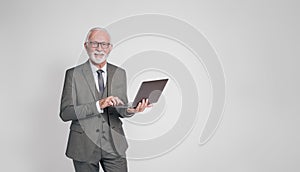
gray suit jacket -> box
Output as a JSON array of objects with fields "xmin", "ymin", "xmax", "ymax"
[{"xmin": 59, "ymin": 61, "xmax": 133, "ymax": 161}]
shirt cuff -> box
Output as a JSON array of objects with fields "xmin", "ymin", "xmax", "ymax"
[{"xmin": 96, "ymin": 101, "xmax": 104, "ymax": 113}]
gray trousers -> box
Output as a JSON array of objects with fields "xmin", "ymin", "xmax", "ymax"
[{"xmin": 73, "ymin": 146, "xmax": 127, "ymax": 172}]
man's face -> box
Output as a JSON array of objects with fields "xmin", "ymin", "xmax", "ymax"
[{"xmin": 85, "ymin": 30, "xmax": 112, "ymax": 65}]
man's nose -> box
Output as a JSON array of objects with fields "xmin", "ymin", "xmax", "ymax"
[{"xmin": 96, "ymin": 45, "xmax": 103, "ymax": 51}]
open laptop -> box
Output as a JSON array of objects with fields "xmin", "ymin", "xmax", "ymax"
[{"xmin": 115, "ymin": 78, "xmax": 168, "ymax": 108}]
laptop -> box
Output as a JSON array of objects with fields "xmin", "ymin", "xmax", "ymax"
[{"xmin": 115, "ymin": 78, "xmax": 168, "ymax": 108}]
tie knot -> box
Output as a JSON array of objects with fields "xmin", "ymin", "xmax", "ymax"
[{"xmin": 96, "ymin": 69, "xmax": 104, "ymax": 75}]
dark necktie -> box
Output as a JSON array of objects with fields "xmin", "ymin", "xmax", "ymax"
[{"xmin": 96, "ymin": 69, "xmax": 104, "ymax": 95}]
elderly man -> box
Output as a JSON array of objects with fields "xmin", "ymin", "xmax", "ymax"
[{"xmin": 60, "ymin": 28, "xmax": 149, "ymax": 172}]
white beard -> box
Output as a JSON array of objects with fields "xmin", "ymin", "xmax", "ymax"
[{"xmin": 88, "ymin": 50, "xmax": 108, "ymax": 64}]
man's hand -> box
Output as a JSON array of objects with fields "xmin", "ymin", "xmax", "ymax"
[
  {"xmin": 99, "ymin": 96, "xmax": 124, "ymax": 109},
  {"xmin": 127, "ymin": 99, "xmax": 152, "ymax": 114}
]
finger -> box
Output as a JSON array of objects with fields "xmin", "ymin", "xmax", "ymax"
[
  {"xmin": 137, "ymin": 99, "xmax": 145, "ymax": 110},
  {"xmin": 145, "ymin": 99, "xmax": 152, "ymax": 107},
  {"xmin": 108, "ymin": 100, "xmax": 113, "ymax": 106},
  {"xmin": 115, "ymin": 97, "xmax": 124, "ymax": 105},
  {"xmin": 139, "ymin": 102, "xmax": 145, "ymax": 110},
  {"xmin": 141, "ymin": 99, "xmax": 148, "ymax": 108},
  {"xmin": 140, "ymin": 99, "xmax": 148, "ymax": 109},
  {"xmin": 140, "ymin": 103, "xmax": 147, "ymax": 111},
  {"xmin": 127, "ymin": 108, "xmax": 135, "ymax": 114},
  {"xmin": 141, "ymin": 99, "xmax": 151, "ymax": 111},
  {"xmin": 136, "ymin": 102, "xmax": 142, "ymax": 112},
  {"xmin": 147, "ymin": 104, "xmax": 153, "ymax": 107},
  {"xmin": 106, "ymin": 97, "xmax": 114, "ymax": 106},
  {"xmin": 110, "ymin": 97, "xmax": 117, "ymax": 106}
]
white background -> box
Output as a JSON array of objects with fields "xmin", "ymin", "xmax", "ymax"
[{"xmin": 0, "ymin": 0, "xmax": 299, "ymax": 171}]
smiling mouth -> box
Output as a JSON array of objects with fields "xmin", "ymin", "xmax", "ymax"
[
  {"xmin": 94, "ymin": 51, "xmax": 105, "ymax": 56},
  {"xmin": 94, "ymin": 53, "xmax": 105, "ymax": 57}
]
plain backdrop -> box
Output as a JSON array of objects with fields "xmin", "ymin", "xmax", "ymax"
[{"xmin": 0, "ymin": 0, "xmax": 299, "ymax": 171}]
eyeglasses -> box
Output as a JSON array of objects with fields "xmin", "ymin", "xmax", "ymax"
[{"xmin": 88, "ymin": 42, "xmax": 111, "ymax": 49}]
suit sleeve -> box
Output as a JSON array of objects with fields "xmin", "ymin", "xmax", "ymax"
[{"xmin": 59, "ymin": 69, "xmax": 99, "ymax": 122}]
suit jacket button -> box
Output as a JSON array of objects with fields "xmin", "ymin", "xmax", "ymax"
[{"xmin": 96, "ymin": 129, "xmax": 100, "ymax": 132}]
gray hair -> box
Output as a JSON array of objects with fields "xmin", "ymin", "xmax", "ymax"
[{"xmin": 85, "ymin": 27, "xmax": 111, "ymax": 43}]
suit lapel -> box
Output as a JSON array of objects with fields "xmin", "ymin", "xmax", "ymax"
[
  {"xmin": 106, "ymin": 63, "xmax": 116, "ymax": 97},
  {"xmin": 82, "ymin": 61, "xmax": 97, "ymax": 100},
  {"xmin": 81, "ymin": 61, "xmax": 117, "ymax": 100}
]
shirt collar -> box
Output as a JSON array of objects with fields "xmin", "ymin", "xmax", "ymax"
[{"xmin": 89, "ymin": 60, "xmax": 107, "ymax": 74}]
